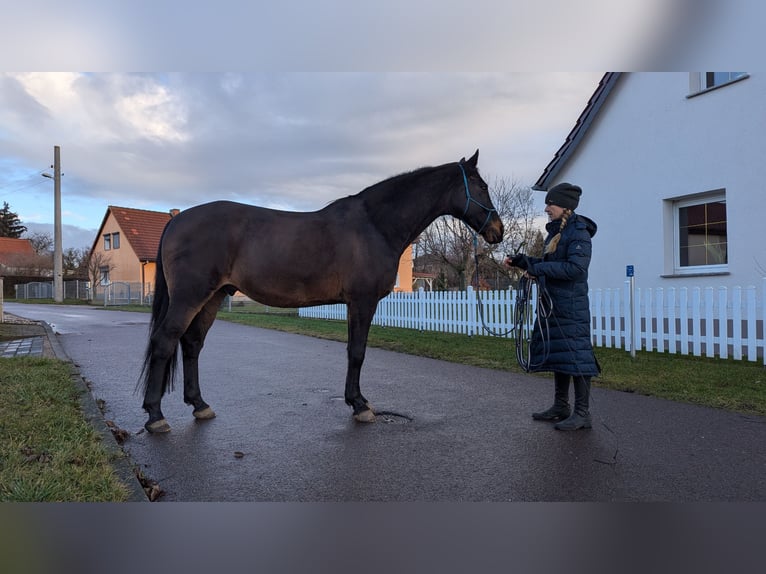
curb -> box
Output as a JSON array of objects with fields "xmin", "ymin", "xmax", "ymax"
[{"xmin": 41, "ymin": 321, "xmax": 148, "ymax": 502}]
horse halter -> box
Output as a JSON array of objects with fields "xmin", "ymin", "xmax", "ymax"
[{"xmin": 458, "ymin": 162, "xmax": 497, "ymax": 236}]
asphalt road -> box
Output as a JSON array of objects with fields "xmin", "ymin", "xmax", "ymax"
[{"xmin": 7, "ymin": 302, "xmax": 766, "ymax": 501}]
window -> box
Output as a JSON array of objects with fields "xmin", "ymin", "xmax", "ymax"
[
  {"xmin": 673, "ymin": 192, "xmax": 727, "ymax": 273},
  {"xmin": 112, "ymin": 232, "xmax": 120, "ymax": 249},
  {"xmin": 103, "ymin": 234, "xmax": 111, "ymax": 250},
  {"xmin": 704, "ymin": 72, "xmax": 746, "ymax": 89},
  {"xmin": 99, "ymin": 266, "xmax": 110, "ymax": 285},
  {"xmin": 688, "ymin": 72, "xmax": 748, "ymax": 96}
]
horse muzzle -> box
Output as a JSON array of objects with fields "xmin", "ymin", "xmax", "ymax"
[{"xmin": 481, "ymin": 218, "xmax": 504, "ymax": 244}]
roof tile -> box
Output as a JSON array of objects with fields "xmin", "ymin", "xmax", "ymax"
[
  {"xmin": 0, "ymin": 237, "xmax": 35, "ymax": 265},
  {"xmin": 106, "ymin": 206, "xmax": 171, "ymax": 261}
]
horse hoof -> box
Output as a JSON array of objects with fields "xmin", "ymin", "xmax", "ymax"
[
  {"xmin": 146, "ymin": 419, "xmax": 171, "ymax": 433},
  {"xmin": 193, "ymin": 406, "xmax": 216, "ymax": 420},
  {"xmin": 354, "ymin": 409, "xmax": 376, "ymax": 423}
]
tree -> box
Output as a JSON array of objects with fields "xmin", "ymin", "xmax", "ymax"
[
  {"xmin": 416, "ymin": 216, "xmax": 477, "ymax": 290},
  {"xmin": 415, "ymin": 176, "xmax": 542, "ymax": 290},
  {"xmin": 64, "ymin": 247, "xmax": 90, "ymax": 278},
  {"xmin": 27, "ymin": 231, "xmax": 54, "ymax": 255},
  {"xmin": 87, "ymin": 251, "xmax": 114, "ymax": 299},
  {"xmin": 0, "ymin": 201, "xmax": 27, "ymax": 238}
]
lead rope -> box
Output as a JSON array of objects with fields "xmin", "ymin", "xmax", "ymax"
[
  {"xmin": 471, "ymin": 235, "xmax": 517, "ymax": 337},
  {"xmin": 458, "ymin": 163, "xmax": 515, "ymax": 337}
]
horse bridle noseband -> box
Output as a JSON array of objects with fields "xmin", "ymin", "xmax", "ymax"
[{"xmin": 458, "ymin": 162, "xmax": 497, "ymax": 236}]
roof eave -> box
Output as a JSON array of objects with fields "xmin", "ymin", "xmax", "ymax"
[{"xmin": 532, "ymin": 72, "xmax": 623, "ymax": 191}]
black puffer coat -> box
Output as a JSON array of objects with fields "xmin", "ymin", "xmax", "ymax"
[{"xmin": 525, "ymin": 212, "xmax": 600, "ymax": 376}]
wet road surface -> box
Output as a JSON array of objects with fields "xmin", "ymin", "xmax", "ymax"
[{"xmin": 6, "ymin": 302, "xmax": 766, "ymax": 501}]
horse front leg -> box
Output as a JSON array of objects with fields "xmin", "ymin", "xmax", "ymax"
[{"xmin": 345, "ymin": 302, "xmax": 376, "ymax": 423}]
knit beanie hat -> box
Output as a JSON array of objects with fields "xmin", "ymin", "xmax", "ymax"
[{"xmin": 545, "ymin": 182, "xmax": 582, "ymax": 210}]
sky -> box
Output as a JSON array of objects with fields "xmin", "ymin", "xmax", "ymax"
[
  {"xmin": 0, "ymin": 72, "xmax": 604, "ymax": 250},
  {"xmin": 0, "ymin": 0, "xmax": 752, "ymax": 251}
]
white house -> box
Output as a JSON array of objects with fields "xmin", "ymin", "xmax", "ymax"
[{"xmin": 533, "ymin": 72, "xmax": 761, "ymax": 294}]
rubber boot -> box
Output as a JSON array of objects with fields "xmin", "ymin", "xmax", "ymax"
[
  {"xmin": 532, "ymin": 372, "xmax": 571, "ymax": 421},
  {"xmin": 555, "ymin": 375, "xmax": 592, "ymax": 430}
]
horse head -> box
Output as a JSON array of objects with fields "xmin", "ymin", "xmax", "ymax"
[{"xmin": 457, "ymin": 150, "xmax": 504, "ymax": 244}]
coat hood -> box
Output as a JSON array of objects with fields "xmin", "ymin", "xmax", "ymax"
[
  {"xmin": 576, "ymin": 213, "xmax": 597, "ymax": 238},
  {"xmin": 545, "ymin": 212, "xmax": 597, "ymax": 238}
]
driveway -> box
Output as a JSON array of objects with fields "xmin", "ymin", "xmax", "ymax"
[{"xmin": 6, "ymin": 302, "xmax": 766, "ymax": 501}]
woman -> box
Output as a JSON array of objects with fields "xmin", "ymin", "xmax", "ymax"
[{"xmin": 506, "ymin": 182, "xmax": 599, "ymax": 431}]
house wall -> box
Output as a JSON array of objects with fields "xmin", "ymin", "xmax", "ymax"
[
  {"xmin": 552, "ymin": 72, "xmax": 763, "ymax": 292},
  {"xmin": 394, "ymin": 244, "xmax": 414, "ymax": 292},
  {"xmin": 141, "ymin": 262, "xmax": 157, "ymax": 295},
  {"xmin": 93, "ymin": 213, "xmax": 153, "ymax": 295}
]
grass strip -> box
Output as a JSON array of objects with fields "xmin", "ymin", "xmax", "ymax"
[{"xmin": 0, "ymin": 357, "xmax": 131, "ymax": 501}]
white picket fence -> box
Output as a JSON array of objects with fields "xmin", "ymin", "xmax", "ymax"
[{"xmin": 299, "ymin": 278, "xmax": 766, "ymax": 364}]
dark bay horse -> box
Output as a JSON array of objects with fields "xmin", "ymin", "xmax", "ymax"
[{"xmin": 139, "ymin": 150, "xmax": 503, "ymax": 432}]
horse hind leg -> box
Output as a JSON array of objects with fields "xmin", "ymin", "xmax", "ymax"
[
  {"xmin": 143, "ymin": 328, "xmax": 183, "ymax": 433},
  {"xmin": 143, "ymin": 302, "xmax": 207, "ymax": 433},
  {"xmin": 180, "ymin": 291, "xmax": 227, "ymax": 422}
]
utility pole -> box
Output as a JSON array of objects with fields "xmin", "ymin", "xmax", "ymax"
[
  {"xmin": 53, "ymin": 145, "xmax": 63, "ymax": 302},
  {"xmin": 43, "ymin": 146, "xmax": 63, "ymax": 302}
]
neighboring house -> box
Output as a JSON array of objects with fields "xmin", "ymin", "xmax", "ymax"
[
  {"xmin": 0, "ymin": 237, "xmax": 36, "ymax": 275},
  {"xmin": 395, "ymin": 244, "xmax": 414, "ymax": 293},
  {"xmin": 91, "ymin": 206, "xmax": 173, "ymax": 302},
  {"xmin": 91, "ymin": 206, "xmax": 415, "ymax": 303},
  {"xmin": 533, "ymin": 72, "xmax": 761, "ymax": 293}
]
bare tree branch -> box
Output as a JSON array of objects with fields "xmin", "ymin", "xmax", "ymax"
[
  {"xmin": 415, "ymin": 175, "xmax": 542, "ymax": 290},
  {"xmin": 87, "ymin": 251, "xmax": 114, "ymax": 298}
]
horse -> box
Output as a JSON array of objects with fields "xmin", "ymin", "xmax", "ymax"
[{"xmin": 139, "ymin": 150, "xmax": 504, "ymax": 433}]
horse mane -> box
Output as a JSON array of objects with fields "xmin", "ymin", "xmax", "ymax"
[{"xmin": 324, "ymin": 164, "xmax": 442, "ymax": 209}]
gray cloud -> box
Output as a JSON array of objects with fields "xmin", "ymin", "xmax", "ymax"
[{"xmin": 0, "ymin": 72, "xmax": 604, "ymax": 249}]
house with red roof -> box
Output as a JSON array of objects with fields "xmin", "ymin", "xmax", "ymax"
[
  {"xmin": 0, "ymin": 237, "xmax": 36, "ymax": 274},
  {"xmin": 90, "ymin": 206, "xmax": 174, "ymax": 303}
]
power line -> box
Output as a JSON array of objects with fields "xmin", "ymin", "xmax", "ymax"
[{"xmin": 0, "ymin": 168, "xmax": 53, "ymax": 196}]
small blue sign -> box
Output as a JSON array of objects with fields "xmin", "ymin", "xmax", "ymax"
[{"xmin": 626, "ymin": 265, "xmax": 634, "ymax": 277}]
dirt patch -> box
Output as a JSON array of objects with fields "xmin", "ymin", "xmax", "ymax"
[
  {"xmin": 1, "ymin": 314, "xmax": 56, "ymax": 358},
  {"xmin": 0, "ymin": 317, "xmax": 46, "ymax": 341}
]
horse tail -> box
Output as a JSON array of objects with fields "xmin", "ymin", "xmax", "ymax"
[{"xmin": 137, "ymin": 230, "xmax": 180, "ymax": 396}]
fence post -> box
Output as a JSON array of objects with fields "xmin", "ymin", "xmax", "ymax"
[
  {"xmin": 704, "ymin": 287, "xmax": 714, "ymax": 358},
  {"xmin": 746, "ymin": 285, "xmax": 757, "ymax": 362},
  {"xmin": 692, "ymin": 287, "xmax": 702, "ymax": 356},
  {"xmin": 626, "ymin": 266, "xmax": 636, "ymax": 358},
  {"xmin": 417, "ymin": 287, "xmax": 425, "ymax": 331},
  {"xmin": 0, "ymin": 277, "xmax": 4, "ymax": 323},
  {"xmin": 656, "ymin": 288, "xmax": 664, "ymax": 353},
  {"xmin": 718, "ymin": 286, "xmax": 728, "ymax": 360},
  {"xmin": 466, "ymin": 286, "xmax": 476, "ymax": 336},
  {"xmin": 732, "ymin": 287, "xmax": 742, "ymax": 360}
]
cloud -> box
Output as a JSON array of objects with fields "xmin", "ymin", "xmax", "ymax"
[{"xmin": 0, "ymin": 72, "xmax": 604, "ymax": 247}]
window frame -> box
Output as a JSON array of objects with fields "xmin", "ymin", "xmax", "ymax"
[
  {"xmin": 103, "ymin": 233, "xmax": 111, "ymax": 251},
  {"xmin": 672, "ymin": 191, "xmax": 728, "ymax": 275},
  {"xmin": 112, "ymin": 232, "xmax": 120, "ymax": 249},
  {"xmin": 687, "ymin": 72, "xmax": 748, "ymax": 98}
]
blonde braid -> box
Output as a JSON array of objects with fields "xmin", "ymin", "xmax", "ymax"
[{"xmin": 544, "ymin": 209, "xmax": 572, "ymax": 255}]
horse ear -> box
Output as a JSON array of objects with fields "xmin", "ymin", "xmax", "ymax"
[{"xmin": 467, "ymin": 149, "xmax": 479, "ymax": 167}]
